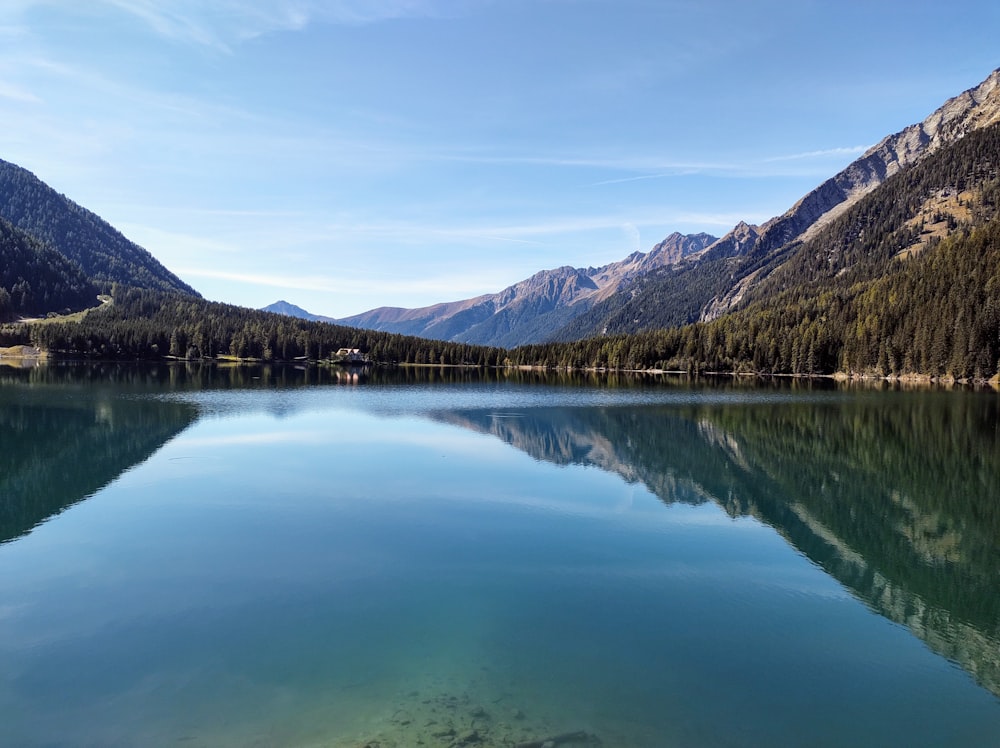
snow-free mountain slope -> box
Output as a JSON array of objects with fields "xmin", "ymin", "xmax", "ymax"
[{"xmin": 335, "ymin": 232, "xmax": 716, "ymax": 346}]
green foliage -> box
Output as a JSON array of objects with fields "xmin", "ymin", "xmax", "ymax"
[
  {"xmin": 6, "ymin": 120, "xmax": 1000, "ymax": 377},
  {"xmin": 15, "ymin": 286, "xmax": 504, "ymax": 365},
  {"xmin": 0, "ymin": 369, "xmax": 198, "ymax": 544},
  {"xmin": 0, "ymin": 159, "xmax": 199, "ymax": 296},
  {"xmin": 506, "ymin": 216, "xmax": 1000, "ymax": 379},
  {"xmin": 553, "ymin": 121, "xmax": 1000, "ymax": 349},
  {"xmin": 0, "ymin": 217, "xmax": 97, "ymax": 321},
  {"xmin": 513, "ymin": 123, "xmax": 1000, "ymax": 379}
]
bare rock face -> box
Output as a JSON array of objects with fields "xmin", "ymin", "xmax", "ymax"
[
  {"xmin": 325, "ymin": 70, "xmax": 1000, "ymax": 342},
  {"xmin": 800, "ymin": 68, "xmax": 1000, "ymax": 235},
  {"xmin": 335, "ymin": 231, "xmax": 716, "ymax": 346},
  {"xmin": 647, "ymin": 231, "xmax": 719, "ymax": 265},
  {"xmin": 815, "ymin": 69, "xmax": 1000, "ymax": 226},
  {"xmin": 699, "ymin": 67, "xmax": 1000, "ymax": 321},
  {"xmin": 919, "ymin": 68, "xmax": 1000, "ymax": 146},
  {"xmin": 695, "ymin": 221, "xmax": 760, "ymax": 263}
]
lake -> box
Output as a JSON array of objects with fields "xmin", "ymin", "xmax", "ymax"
[{"xmin": 2, "ymin": 364, "xmax": 999, "ymax": 747}]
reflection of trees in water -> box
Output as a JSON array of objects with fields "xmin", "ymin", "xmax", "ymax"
[
  {"xmin": 433, "ymin": 392, "xmax": 1000, "ymax": 699},
  {"xmin": 0, "ymin": 361, "xmax": 452, "ymax": 542},
  {"xmin": 4, "ymin": 364, "xmax": 999, "ymax": 698},
  {"xmin": 701, "ymin": 395, "xmax": 1000, "ymax": 699},
  {"xmin": 0, "ymin": 368, "xmax": 200, "ymax": 544}
]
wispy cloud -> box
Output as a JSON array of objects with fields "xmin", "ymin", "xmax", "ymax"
[
  {"xmin": 178, "ymin": 267, "xmax": 347, "ymax": 293},
  {"xmin": 115, "ymin": 224, "xmax": 245, "ymax": 257},
  {"xmin": 407, "ymin": 210, "xmax": 757, "ymax": 238},
  {"xmin": 0, "ymin": 23, "xmax": 29, "ymax": 39},
  {"xmin": 762, "ymin": 145, "xmax": 870, "ymax": 163},
  {"xmin": 435, "ymin": 150, "xmax": 724, "ymax": 172},
  {"xmin": 126, "ymin": 207, "xmax": 760, "ymax": 262},
  {"xmin": 432, "ymin": 146, "xmax": 863, "ymax": 179},
  {"xmin": 88, "ymin": 0, "xmax": 464, "ymax": 50},
  {"xmin": 480, "ymin": 235, "xmax": 548, "ymax": 246},
  {"xmin": 0, "ymin": 80, "xmax": 40, "ymax": 103},
  {"xmin": 101, "ymin": 0, "xmax": 226, "ymax": 48},
  {"xmin": 589, "ymin": 173, "xmax": 677, "ymax": 187}
]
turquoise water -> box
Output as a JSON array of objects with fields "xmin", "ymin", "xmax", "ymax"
[{"xmin": 2, "ymin": 367, "xmax": 1000, "ymax": 746}]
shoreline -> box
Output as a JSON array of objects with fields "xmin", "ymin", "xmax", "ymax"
[
  {"xmin": 0, "ymin": 345, "xmax": 47, "ymax": 361},
  {"xmin": 5, "ymin": 351, "xmax": 998, "ymax": 390}
]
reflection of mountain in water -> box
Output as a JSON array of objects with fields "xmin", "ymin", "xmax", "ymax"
[
  {"xmin": 0, "ymin": 367, "xmax": 199, "ymax": 544},
  {"xmin": 433, "ymin": 392, "xmax": 1000, "ymax": 699}
]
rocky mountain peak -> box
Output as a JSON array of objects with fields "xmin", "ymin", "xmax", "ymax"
[
  {"xmin": 837, "ymin": 68, "xmax": 1000, "ymax": 193},
  {"xmin": 793, "ymin": 67, "xmax": 1000, "ymax": 243},
  {"xmin": 696, "ymin": 67, "xmax": 1000, "ymax": 322},
  {"xmin": 334, "ymin": 231, "xmax": 716, "ymax": 346},
  {"xmin": 330, "ymin": 70, "xmax": 1000, "ymax": 347},
  {"xmin": 647, "ymin": 231, "xmax": 718, "ymax": 264},
  {"xmin": 496, "ymin": 265, "xmax": 598, "ymax": 309},
  {"xmin": 917, "ymin": 67, "xmax": 1000, "ymax": 147},
  {"xmin": 697, "ymin": 221, "xmax": 760, "ymax": 262}
]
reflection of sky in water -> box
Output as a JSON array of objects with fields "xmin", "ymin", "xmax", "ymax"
[
  {"xmin": 2, "ymin": 386, "xmax": 999, "ymax": 747},
  {"xmin": 151, "ymin": 380, "xmax": 860, "ymax": 420}
]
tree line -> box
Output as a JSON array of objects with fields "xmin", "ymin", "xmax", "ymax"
[
  {"xmin": 506, "ymin": 217, "xmax": 1000, "ymax": 380},
  {"xmin": 4, "ymin": 207, "xmax": 998, "ymax": 381},
  {"xmin": 553, "ymin": 120, "xmax": 1000, "ymax": 343},
  {"xmin": 2, "ymin": 286, "xmax": 507, "ymax": 366},
  {"xmin": 4, "ymin": 121, "xmax": 1000, "ymax": 379}
]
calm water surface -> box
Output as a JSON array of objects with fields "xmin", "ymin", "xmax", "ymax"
[{"xmin": 1, "ymin": 366, "xmax": 999, "ymax": 747}]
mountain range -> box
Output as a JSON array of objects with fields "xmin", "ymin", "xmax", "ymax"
[
  {"xmin": 274, "ymin": 67, "xmax": 1000, "ymax": 348},
  {"xmin": 2, "ymin": 67, "xmax": 1000, "ymax": 376},
  {"xmin": 330, "ymin": 231, "xmax": 716, "ymax": 348}
]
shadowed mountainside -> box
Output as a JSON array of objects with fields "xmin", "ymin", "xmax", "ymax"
[
  {"xmin": 0, "ymin": 159, "xmax": 199, "ymax": 296},
  {"xmin": 0, "ymin": 216, "xmax": 98, "ymax": 320}
]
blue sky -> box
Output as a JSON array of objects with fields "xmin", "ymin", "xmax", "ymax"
[{"xmin": 0, "ymin": 1, "xmax": 997, "ymax": 317}]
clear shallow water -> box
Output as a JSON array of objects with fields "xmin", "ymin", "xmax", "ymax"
[{"xmin": 2, "ymin": 366, "xmax": 1000, "ymax": 747}]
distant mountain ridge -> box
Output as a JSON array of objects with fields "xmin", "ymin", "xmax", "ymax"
[
  {"xmin": 5, "ymin": 68, "xmax": 1000, "ymax": 376},
  {"xmin": 0, "ymin": 159, "xmax": 199, "ymax": 297},
  {"xmin": 260, "ymin": 300, "xmax": 336, "ymax": 323},
  {"xmin": 556, "ymin": 67, "xmax": 1000, "ymax": 338},
  {"xmin": 333, "ymin": 231, "xmax": 716, "ymax": 347},
  {"xmin": 324, "ymin": 67, "xmax": 1000, "ymax": 347}
]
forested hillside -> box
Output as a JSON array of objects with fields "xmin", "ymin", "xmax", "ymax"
[
  {"xmin": 0, "ymin": 373, "xmax": 198, "ymax": 544},
  {"xmin": 549, "ymin": 240, "xmax": 755, "ymax": 340},
  {"xmin": 0, "ymin": 159, "xmax": 198, "ymax": 296},
  {"xmin": 501, "ymin": 121, "xmax": 1000, "ymax": 380},
  {"xmin": 509, "ymin": 215, "xmax": 1000, "ymax": 379},
  {"xmin": 5, "ymin": 287, "xmax": 504, "ymax": 366},
  {"xmin": 7, "ymin": 117, "xmax": 1000, "ymax": 379},
  {"xmin": 0, "ymin": 217, "xmax": 97, "ymax": 322},
  {"xmin": 552, "ymin": 73, "xmax": 1000, "ymax": 343},
  {"xmin": 3, "ymin": 89, "xmax": 999, "ymax": 379}
]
